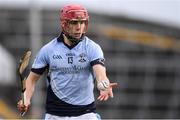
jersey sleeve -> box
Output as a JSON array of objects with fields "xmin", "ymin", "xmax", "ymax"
[
  {"xmin": 31, "ymin": 47, "xmax": 49, "ymax": 75},
  {"xmin": 88, "ymin": 42, "xmax": 105, "ymax": 66}
]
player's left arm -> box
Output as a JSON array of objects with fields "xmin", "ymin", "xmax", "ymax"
[{"xmin": 93, "ymin": 64, "xmax": 118, "ymax": 101}]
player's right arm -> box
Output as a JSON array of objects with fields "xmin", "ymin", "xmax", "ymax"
[
  {"xmin": 17, "ymin": 71, "xmax": 41, "ymax": 114},
  {"xmin": 24, "ymin": 71, "xmax": 41, "ymax": 105},
  {"xmin": 17, "ymin": 44, "xmax": 49, "ymax": 115}
]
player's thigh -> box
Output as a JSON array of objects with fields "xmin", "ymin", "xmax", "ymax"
[
  {"xmin": 44, "ymin": 112, "xmax": 101, "ymax": 120},
  {"xmin": 44, "ymin": 113, "xmax": 68, "ymax": 120},
  {"xmin": 78, "ymin": 112, "xmax": 101, "ymax": 120}
]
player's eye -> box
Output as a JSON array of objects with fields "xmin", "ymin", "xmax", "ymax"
[
  {"xmin": 79, "ymin": 20, "xmax": 86, "ymax": 24},
  {"xmin": 69, "ymin": 20, "xmax": 86, "ymax": 25},
  {"xmin": 70, "ymin": 20, "xmax": 78, "ymax": 25}
]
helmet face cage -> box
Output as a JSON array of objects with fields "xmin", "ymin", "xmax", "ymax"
[{"xmin": 60, "ymin": 5, "xmax": 89, "ymax": 37}]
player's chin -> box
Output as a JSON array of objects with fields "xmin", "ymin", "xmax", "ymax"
[
  {"xmin": 73, "ymin": 33, "xmax": 82, "ymax": 38},
  {"xmin": 74, "ymin": 36, "xmax": 81, "ymax": 40}
]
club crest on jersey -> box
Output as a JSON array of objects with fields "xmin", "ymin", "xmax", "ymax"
[{"xmin": 79, "ymin": 53, "xmax": 86, "ymax": 63}]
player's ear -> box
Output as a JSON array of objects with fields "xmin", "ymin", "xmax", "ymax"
[
  {"xmin": 61, "ymin": 21, "xmax": 65, "ymax": 28},
  {"xmin": 61, "ymin": 21, "xmax": 69, "ymax": 32}
]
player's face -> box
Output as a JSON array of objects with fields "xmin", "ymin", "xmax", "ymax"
[{"xmin": 68, "ymin": 19, "xmax": 86, "ymax": 39}]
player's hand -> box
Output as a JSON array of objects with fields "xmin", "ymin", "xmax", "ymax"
[
  {"xmin": 17, "ymin": 100, "xmax": 30, "ymax": 116},
  {"xmin": 97, "ymin": 82, "xmax": 118, "ymax": 101}
]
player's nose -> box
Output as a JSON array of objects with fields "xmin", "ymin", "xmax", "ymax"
[{"xmin": 76, "ymin": 22, "xmax": 81, "ymax": 28}]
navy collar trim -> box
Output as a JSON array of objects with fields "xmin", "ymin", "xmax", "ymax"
[
  {"xmin": 57, "ymin": 32, "xmax": 64, "ymax": 42},
  {"xmin": 57, "ymin": 32, "xmax": 84, "ymax": 49}
]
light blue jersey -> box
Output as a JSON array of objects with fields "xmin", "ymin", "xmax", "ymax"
[{"xmin": 32, "ymin": 33, "xmax": 104, "ymax": 106}]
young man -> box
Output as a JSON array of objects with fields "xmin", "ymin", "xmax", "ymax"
[{"xmin": 17, "ymin": 4, "xmax": 118, "ymax": 120}]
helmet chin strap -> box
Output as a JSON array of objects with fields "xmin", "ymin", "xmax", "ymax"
[
  {"xmin": 65, "ymin": 34, "xmax": 79, "ymax": 44},
  {"xmin": 64, "ymin": 32, "xmax": 84, "ymax": 44}
]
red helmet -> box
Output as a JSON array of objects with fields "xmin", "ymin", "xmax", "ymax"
[{"xmin": 60, "ymin": 4, "xmax": 89, "ymax": 36}]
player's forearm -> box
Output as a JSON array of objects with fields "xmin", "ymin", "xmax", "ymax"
[
  {"xmin": 24, "ymin": 72, "xmax": 40, "ymax": 104},
  {"xmin": 93, "ymin": 64, "xmax": 108, "ymax": 81},
  {"xmin": 93, "ymin": 64, "xmax": 110, "ymax": 90}
]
